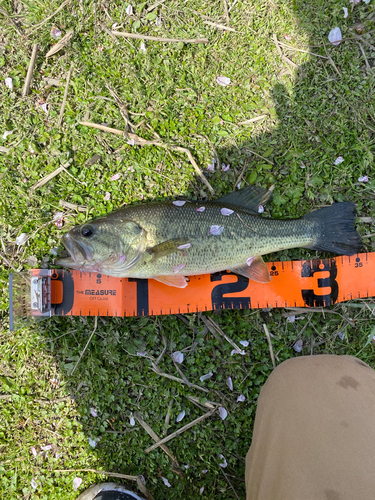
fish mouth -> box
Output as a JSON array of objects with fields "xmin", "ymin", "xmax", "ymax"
[{"xmin": 56, "ymin": 234, "xmax": 93, "ymax": 267}]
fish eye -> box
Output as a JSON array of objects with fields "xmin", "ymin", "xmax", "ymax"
[{"xmin": 81, "ymin": 225, "xmax": 94, "ymax": 238}]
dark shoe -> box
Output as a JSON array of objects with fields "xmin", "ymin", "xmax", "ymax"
[{"xmin": 75, "ymin": 482, "xmax": 146, "ymax": 500}]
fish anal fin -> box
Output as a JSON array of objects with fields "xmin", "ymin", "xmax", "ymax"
[
  {"xmin": 231, "ymin": 256, "xmax": 270, "ymax": 283},
  {"xmin": 147, "ymin": 238, "xmax": 189, "ymax": 261},
  {"xmin": 217, "ymin": 185, "xmax": 274, "ymax": 213},
  {"xmin": 153, "ymin": 274, "xmax": 188, "ymax": 288}
]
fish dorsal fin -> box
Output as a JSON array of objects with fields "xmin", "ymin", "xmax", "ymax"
[
  {"xmin": 147, "ymin": 238, "xmax": 190, "ymax": 261},
  {"xmin": 231, "ymin": 256, "xmax": 270, "ymax": 283},
  {"xmin": 153, "ymin": 275, "xmax": 188, "ymax": 288},
  {"xmin": 217, "ymin": 185, "xmax": 274, "ymax": 212}
]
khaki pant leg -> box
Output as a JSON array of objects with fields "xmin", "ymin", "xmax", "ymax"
[{"xmin": 245, "ymin": 355, "xmax": 375, "ymax": 500}]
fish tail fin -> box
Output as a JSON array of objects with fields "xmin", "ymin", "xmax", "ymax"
[{"xmin": 304, "ymin": 202, "xmax": 363, "ymax": 255}]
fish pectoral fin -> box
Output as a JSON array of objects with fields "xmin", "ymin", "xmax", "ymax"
[
  {"xmin": 153, "ymin": 275, "xmax": 188, "ymax": 288},
  {"xmin": 231, "ymin": 256, "xmax": 270, "ymax": 283},
  {"xmin": 147, "ymin": 239, "xmax": 190, "ymax": 261},
  {"xmin": 217, "ymin": 185, "xmax": 274, "ymax": 213}
]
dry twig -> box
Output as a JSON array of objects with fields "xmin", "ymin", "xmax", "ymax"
[
  {"xmin": 112, "ymin": 31, "xmax": 208, "ymax": 43},
  {"xmin": 71, "ymin": 317, "xmax": 98, "ymax": 376},
  {"xmin": 145, "ymin": 408, "xmax": 216, "ymax": 453},
  {"xmin": 263, "ymin": 324, "xmax": 276, "ymax": 369},
  {"xmin": 203, "ymin": 20, "xmax": 236, "ymax": 32},
  {"xmin": 105, "ymin": 84, "xmax": 132, "ymax": 133},
  {"xmin": 34, "ymin": 0, "xmax": 73, "ymax": 28},
  {"xmin": 133, "ymin": 412, "xmax": 183, "ymax": 475},
  {"xmin": 54, "ymin": 469, "xmax": 138, "ymax": 480},
  {"xmin": 150, "ymin": 362, "xmax": 209, "ymax": 393},
  {"xmin": 200, "ymin": 315, "xmax": 243, "ymax": 352},
  {"xmin": 59, "ymin": 200, "xmax": 87, "ymax": 212},
  {"xmin": 357, "ymin": 42, "xmax": 371, "ymax": 71},
  {"xmin": 22, "ymin": 44, "xmax": 39, "ymax": 97},
  {"xmin": 57, "ymin": 64, "xmax": 73, "ymax": 127},
  {"xmin": 237, "ymin": 114, "xmax": 267, "ymax": 126},
  {"xmin": 46, "ymin": 30, "xmax": 73, "ymax": 58},
  {"xmin": 0, "ymin": 6, "xmax": 24, "ymax": 36},
  {"xmin": 30, "ymin": 164, "xmax": 65, "ymax": 192},
  {"xmin": 0, "ymin": 146, "xmax": 10, "ymax": 154},
  {"xmin": 79, "ymin": 121, "xmax": 214, "ymax": 193},
  {"xmin": 272, "ymin": 34, "xmax": 298, "ymax": 69}
]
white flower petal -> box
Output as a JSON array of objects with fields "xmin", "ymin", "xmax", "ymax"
[
  {"xmin": 5, "ymin": 77, "xmax": 13, "ymax": 90},
  {"xmin": 210, "ymin": 225, "xmax": 224, "ymax": 235},
  {"xmin": 226, "ymin": 377, "xmax": 233, "ymax": 391},
  {"xmin": 200, "ymin": 372, "xmax": 213, "ymax": 382},
  {"xmin": 55, "ymin": 452, "xmax": 63, "ymax": 460},
  {"xmin": 218, "ymin": 407, "xmax": 228, "ymax": 420},
  {"xmin": 73, "ymin": 477, "xmax": 82, "ymax": 491},
  {"xmin": 31, "ymin": 447, "xmax": 37, "ymax": 458},
  {"xmin": 287, "ymin": 315, "xmax": 295, "ymax": 323},
  {"xmin": 39, "ymin": 102, "xmax": 48, "ymax": 114},
  {"xmin": 130, "ymin": 414, "xmax": 135, "ymax": 426},
  {"xmin": 41, "ymin": 444, "xmax": 52, "ymax": 451},
  {"xmin": 2, "ymin": 130, "xmax": 13, "ymax": 139},
  {"xmin": 358, "ymin": 175, "xmax": 369, "ymax": 182},
  {"xmin": 237, "ymin": 182, "xmax": 242, "ymax": 189},
  {"xmin": 246, "ymin": 256, "xmax": 255, "ymax": 267},
  {"xmin": 172, "ymin": 263, "xmax": 186, "ymax": 273},
  {"xmin": 51, "ymin": 27, "xmax": 62, "ymax": 39},
  {"xmin": 222, "ymin": 164, "xmax": 230, "ymax": 172},
  {"xmin": 172, "ymin": 351, "xmax": 184, "ymax": 364},
  {"xmin": 334, "ymin": 156, "xmax": 344, "ymax": 165},
  {"xmin": 237, "ymin": 394, "xmax": 246, "ymax": 402},
  {"xmin": 328, "ymin": 27, "xmax": 342, "ymax": 45},
  {"xmin": 258, "ymin": 205, "xmax": 264, "ymax": 213},
  {"xmin": 173, "ymin": 200, "xmax": 186, "ymax": 206},
  {"xmin": 293, "ymin": 340, "xmax": 303, "ymax": 353},
  {"xmin": 161, "ymin": 476, "xmax": 171, "ymax": 487},
  {"xmin": 216, "ymin": 76, "xmax": 231, "ymax": 86},
  {"xmin": 239, "ymin": 340, "xmax": 249, "ymax": 347},
  {"xmin": 110, "ymin": 173, "xmax": 120, "ymax": 181},
  {"xmin": 126, "ymin": 4, "xmax": 133, "ymax": 15},
  {"xmin": 196, "ymin": 206, "xmax": 205, "ymax": 212},
  {"xmin": 343, "ymin": 7, "xmax": 348, "ymax": 17},
  {"xmin": 88, "ymin": 438, "xmax": 97, "ymax": 448},
  {"xmin": 184, "ymin": 464, "xmax": 189, "ymax": 469},
  {"xmin": 31, "ymin": 478, "xmax": 37, "ymax": 489},
  {"xmin": 28, "ymin": 145, "xmax": 35, "ymax": 153},
  {"xmin": 200, "ymin": 486, "xmax": 205, "ymax": 494},
  {"xmin": 128, "ymin": 165, "xmax": 135, "ymax": 172},
  {"xmin": 220, "ymin": 208, "xmax": 234, "ymax": 216},
  {"xmin": 176, "ymin": 410, "xmax": 185, "ymax": 422},
  {"xmin": 140, "ymin": 41, "xmax": 146, "ymax": 53},
  {"xmin": 230, "ymin": 349, "xmax": 246, "ymax": 355},
  {"xmin": 136, "ymin": 351, "xmax": 147, "ymax": 356},
  {"xmin": 127, "ymin": 138, "xmax": 135, "ymax": 145},
  {"xmin": 103, "ymin": 192, "xmax": 110, "ymax": 201},
  {"xmin": 16, "ymin": 233, "xmax": 28, "ymax": 246},
  {"xmin": 363, "ymin": 0, "xmax": 371, "ymax": 3},
  {"xmin": 218, "ymin": 454, "xmax": 228, "ymax": 468},
  {"xmin": 155, "ymin": 16, "xmax": 162, "ymax": 26},
  {"xmin": 177, "ymin": 243, "xmax": 191, "ymax": 250},
  {"xmin": 284, "ymin": 34, "xmax": 292, "ymax": 41},
  {"xmin": 90, "ymin": 408, "xmax": 98, "ymax": 417},
  {"xmin": 207, "ymin": 158, "xmax": 216, "ymax": 171},
  {"xmin": 202, "ymin": 469, "xmax": 208, "ymax": 474}
]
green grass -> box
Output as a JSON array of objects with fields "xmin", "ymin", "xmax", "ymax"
[{"xmin": 1, "ymin": 0, "xmax": 375, "ymax": 498}]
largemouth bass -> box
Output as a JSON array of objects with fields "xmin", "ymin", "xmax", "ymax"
[{"xmin": 57, "ymin": 186, "xmax": 363, "ymax": 287}]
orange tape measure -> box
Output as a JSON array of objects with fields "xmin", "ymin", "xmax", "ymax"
[{"xmin": 10, "ymin": 253, "xmax": 373, "ymax": 326}]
